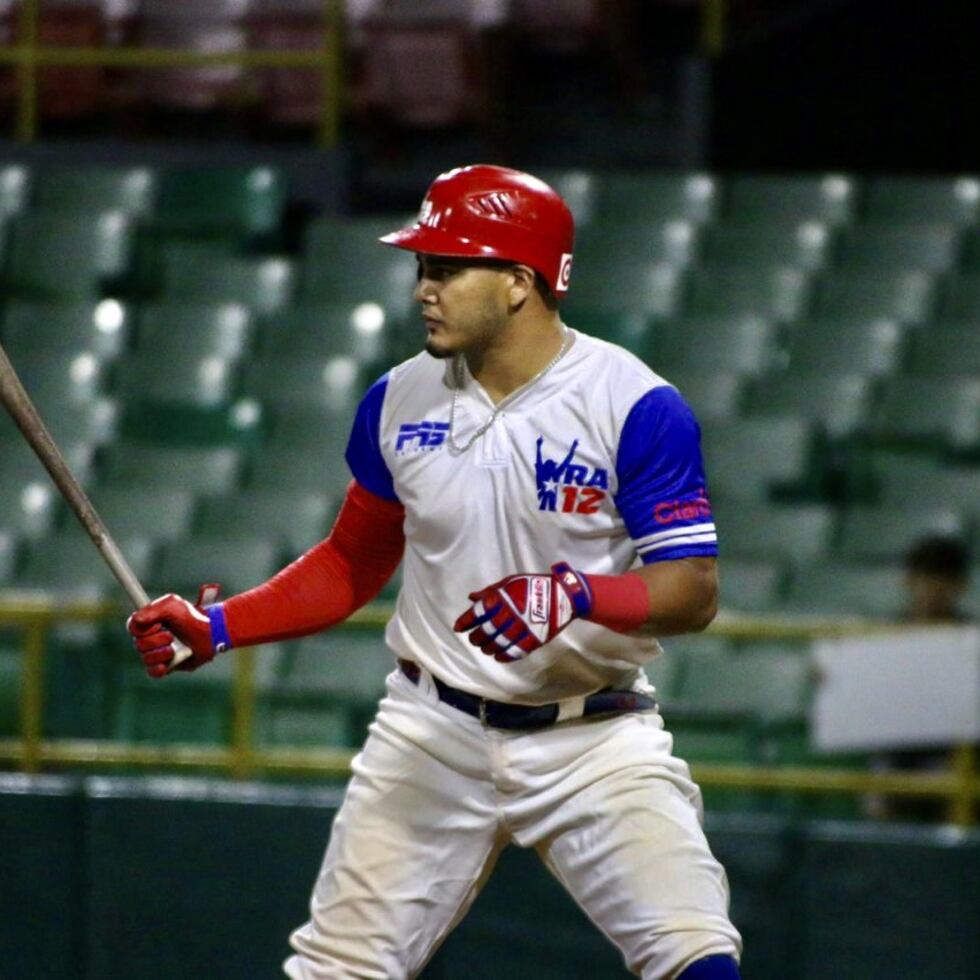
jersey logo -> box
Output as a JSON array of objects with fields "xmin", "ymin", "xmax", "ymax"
[
  {"xmin": 654, "ymin": 490, "xmax": 712, "ymax": 524},
  {"xmin": 535, "ymin": 437, "xmax": 609, "ymax": 513},
  {"xmin": 396, "ymin": 420, "xmax": 450, "ymax": 454}
]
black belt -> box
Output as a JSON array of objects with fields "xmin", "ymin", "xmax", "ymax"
[{"xmin": 398, "ymin": 659, "xmax": 657, "ymax": 731}]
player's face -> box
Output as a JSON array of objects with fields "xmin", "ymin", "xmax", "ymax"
[{"xmin": 414, "ymin": 255, "xmax": 514, "ymax": 359}]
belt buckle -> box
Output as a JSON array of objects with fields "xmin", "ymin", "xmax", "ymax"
[{"xmin": 478, "ymin": 698, "xmax": 489, "ymax": 727}]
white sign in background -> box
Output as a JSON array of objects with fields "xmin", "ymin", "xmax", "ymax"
[{"xmin": 811, "ymin": 627, "xmax": 980, "ymax": 752}]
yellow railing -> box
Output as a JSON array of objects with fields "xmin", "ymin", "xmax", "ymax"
[
  {"xmin": 1, "ymin": 596, "xmax": 978, "ymax": 825},
  {"xmin": 0, "ymin": 0, "xmax": 344, "ymax": 144}
]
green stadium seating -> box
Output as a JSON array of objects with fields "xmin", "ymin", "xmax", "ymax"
[
  {"xmin": 2, "ymin": 300, "xmax": 132, "ymax": 361},
  {"xmin": 0, "ymin": 164, "xmax": 30, "ymax": 216},
  {"xmin": 746, "ymin": 372, "xmax": 874, "ymax": 439},
  {"xmin": 135, "ymin": 302, "xmax": 255, "ymax": 360},
  {"xmin": 533, "ymin": 168, "xmax": 596, "ymax": 225},
  {"xmin": 574, "ymin": 220, "xmax": 701, "ymax": 268},
  {"xmin": 563, "ymin": 262, "xmax": 686, "ymax": 319},
  {"xmin": 784, "ymin": 316, "xmax": 905, "ymax": 375},
  {"xmin": 726, "ymin": 174, "xmax": 858, "ymax": 225},
  {"xmin": 714, "ymin": 501, "xmax": 836, "ymax": 565},
  {"xmin": 686, "ymin": 265, "xmax": 813, "ymax": 321},
  {"xmin": 263, "ymin": 402, "xmax": 352, "ymax": 455},
  {"xmin": 16, "ymin": 529, "xmax": 154, "ymax": 599},
  {"xmin": 195, "ymin": 489, "xmax": 335, "ymax": 555},
  {"xmin": 0, "ymin": 530, "xmax": 19, "ymax": 585},
  {"xmin": 661, "ymin": 369, "xmax": 745, "ymax": 421},
  {"xmin": 700, "ymin": 417, "xmax": 817, "ymax": 502},
  {"xmin": 119, "ymin": 397, "xmax": 264, "ymax": 449},
  {"xmin": 703, "ymin": 221, "xmax": 836, "ymax": 270},
  {"xmin": 117, "ymin": 349, "xmax": 239, "ymax": 408},
  {"xmin": 33, "ymin": 166, "xmax": 157, "ymax": 218},
  {"xmin": 160, "ymin": 246, "xmax": 296, "ymax": 314},
  {"xmin": 100, "ymin": 441, "xmax": 244, "ymax": 496},
  {"xmin": 247, "ymin": 445, "xmax": 352, "ymax": 499},
  {"xmin": 0, "ymin": 643, "xmax": 20, "ymax": 734},
  {"xmin": 151, "ymin": 534, "xmax": 283, "ymax": 597},
  {"xmin": 836, "ymin": 223, "xmax": 961, "ymax": 272},
  {"xmin": 568, "ymin": 310, "xmax": 654, "ymax": 354},
  {"xmin": 86, "ymin": 487, "xmax": 197, "ymax": 544},
  {"xmin": 8, "ymin": 347, "xmax": 108, "ymax": 406},
  {"xmin": 241, "ymin": 353, "xmax": 366, "ymax": 412},
  {"xmin": 814, "ymin": 270, "xmax": 938, "ymax": 324},
  {"xmin": 300, "ymin": 216, "xmax": 419, "ymax": 316},
  {"xmin": 591, "ymin": 172, "xmax": 720, "ymax": 225},
  {"xmin": 647, "ymin": 313, "xmax": 779, "ymax": 375},
  {"xmin": 256, "ymin": 303, "xmax": 392, "ymax": 365},
  {"xmin": 154, "ymin": 166, "xmax": 288, "ymax": 241},
  {"xmin": 836, "ymin": 504, "xmax": 968, "ymax": 562},
  {"xmin": 717, "ymin": 558, "xmax": 785, "ymax": 612},
  {"xmin": 6, "ymin": 211, "xmax": 133, "ymax": 300},
  {"xmin": 871, "ymin": 376, "xmax": 980, "ymax": 452},
  {"xmin": 643, "ymin": 649, "xmax": 685, "ymax": 705},
  {"xmin": 864, "ymin": 176, "xmax": 980, "ymax": 224},
  {"xmin": 941, "ymin": 273, "xmax": 980, "ymax": 318},
  {"xmin": 907, "ymin": 322, "xmax": 980, "ymax": 376},
  {"xmin": 782, "ymin": 560, "xmax": 906, "ymax": 617},
  {"xmin": 877, "ymin": 462, "xmax": 980, "ymax": 516}
]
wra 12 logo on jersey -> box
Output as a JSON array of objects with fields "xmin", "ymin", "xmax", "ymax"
[{"xmin": 535, "ymin": 437, "xmax": 608, "ymax": 513}]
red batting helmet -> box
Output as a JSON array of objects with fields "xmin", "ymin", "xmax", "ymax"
[{"xmin": 379, "ymin": 164, "xmax": 575, "ymax": 297}]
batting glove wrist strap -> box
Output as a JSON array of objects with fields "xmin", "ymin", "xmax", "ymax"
[
  {"xmin": 453, "ymin": 561, "xmax": 594, "ymax": 662},
  {"xmin": 206, "ymin": 603, "xmax": 233, "ymax": 654}
]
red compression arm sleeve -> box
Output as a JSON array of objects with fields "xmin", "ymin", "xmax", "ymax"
[
  {"xmin": 583, "ymin": 572, "xmax": 651, "ymax": 633},
  {"xmin": 222, "ymin": 481, "xmax": 405, "ymax": 646}
]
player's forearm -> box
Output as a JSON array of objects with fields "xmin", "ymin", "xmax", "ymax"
[
  {"xmin": 587, "ymin": 557, "xmax": 718, "ymax": 638},
  {"xmin": 220, "ymin": 482, "xmax": 405, "ymax": 648}
]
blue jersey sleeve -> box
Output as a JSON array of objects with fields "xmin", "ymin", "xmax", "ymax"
[
  {"xmin": 614, "ymin": 385, "xmax": 717, "ymax": 564},
  {"xmin": 344, "ymin": 373, "xmax": 399, "ymax": 502}
]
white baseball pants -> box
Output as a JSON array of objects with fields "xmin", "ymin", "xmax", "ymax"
[{"xmin": 283, "ymin": 666, "xmax": 741, "ymax": 980}]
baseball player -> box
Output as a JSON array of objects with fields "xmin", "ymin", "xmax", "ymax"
[{"xmin": 127, "ymin": 165, "xmax": 742, "ymax": 979}]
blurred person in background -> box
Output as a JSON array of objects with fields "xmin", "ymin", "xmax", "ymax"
[{"xmin": 867, "ymin": 534, "xmax": 974, "ymax": 822}]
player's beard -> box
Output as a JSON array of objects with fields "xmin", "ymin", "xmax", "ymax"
[{"xmin": 423, "ymin": 300, "xmax": 503, "ymax": 361}]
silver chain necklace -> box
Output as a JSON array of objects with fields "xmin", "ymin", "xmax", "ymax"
[{"xmin": 447, "ymin": 326, "xmax": 572, "ymax": 453}]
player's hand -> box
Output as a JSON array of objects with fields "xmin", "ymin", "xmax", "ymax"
[
  {"xmin": 127, "ymin": 585, "xmax": 223, "ymax": 678},
  {"xmin": 453, "ymin": 562, "xmax": 593, "ymax": 661}
]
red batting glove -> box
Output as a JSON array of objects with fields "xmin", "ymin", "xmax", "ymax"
[
  {"xmin": 453, "ymin": 562, "xmax": 594, "ymax": 662},
  {"xmin": 127, "ymin": 585, "xmax": 222, "ymax": 678}
]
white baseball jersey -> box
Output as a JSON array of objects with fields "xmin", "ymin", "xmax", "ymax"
[{"xmin": 345, "ymin": 328, "xmax": 718, "ymax": 705}]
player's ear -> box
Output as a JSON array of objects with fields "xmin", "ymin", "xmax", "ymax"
[{"xmin": 506, "ymin": 264, "xmax": 536, "ymax": 310}]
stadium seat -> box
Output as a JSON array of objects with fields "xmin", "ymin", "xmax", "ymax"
[
  {"xmin": 160, "ymin": 247, "xmax": 296, "ymax": 314},
  {"xmin": 575, "ymin": 220, "xmax": 701, "ymax": 268},
  {"xmin": 248, "ymin": 445, "xmax": 352, "ymax": 499},
  {"xmin": 746, "ymin": 373, "xmax": 874, "ymax": 439},
  {"xmin": 257, "ymin": 303, "xmax": 391, "ymax": 366},
  {"xmin": 647, "ymin": 314, "xmax": 779, "ymax": 376},
  {"xmin": 6, "ymin": 211, "xmax": 133, "ymax": 300},
  {"xmin": 836, "ymin": 223, "xmax": 961, "ymax": 273},
  {"xmin": 782, "ymin": 560, "xmax": 905, "ymax": 618},
  {"xmin": 0, "ymin": 164, "xmax": 30, "ymax": 217},
  {"xmin": 134, "ymin": 302, "xmax": 255, "ymax": 360},
  {"xmin": 0, "ymin": 470, "xmax": 59, "ymax": 539},
  {"xmin": 864, "ymin": 176, "xmax": 980, "ymax": 225},
  {"xmin": 717, "ymin": 558, "xmax": 786, "ymax": 612},
  {"xmin": 703, "ymin": 221, "xmax": 836, "ymax": 270},
  {"xmin": 300, "ymin": 216, "xmax": 419, "ymax": 317},
  {"xmin": 783, "ymin": 316, "xmax": 905, "ymax": 376},
  {"xmin": 154, "ymin": 166, "xmax": 288, "ymax": 241},
  {"xmin": 152, "ymin": 534, "xmax": 283, "ymax": 597},
  {"xmin": 871, "ymin": 376, "xmax": 980, "ymax": 452},
  {"xmin": 563, "ymin": 262, "xmax": 686, "ymax": 319},
  {"xmin": 16, "ymin": 528, "xmax": 155, "ymax": 600},
  {"xmin": 116, "ymin": 349, "xmax": 239, "ymax": 409},
  {"xmin": 195, "ymin": 489, "xmax": 335, "ymax": 555},
  {"xmin": 906, "ymin": 322, "xmax": 980, "ymax": 376},
  {"xmin": 2, "ymin": 300, "xmax": 131, "ymax": 362},
  {"xmin": 533, "ymin": 169, "xmax": 596, "ymax": 225},
  {"xmin": 100, "ymin": 441, "xmax": 244, "ymax": 497},
  {"xmin": 700, "ymin": 417, "xmax": 818, "ymax": 502},
  {"xmin": 260, "ymin": 403, "xmax": 353, "ymax": 465},
  {"xmin": 591, "ymin": 172, "xmax": 720, "ymax": 225},
  {"xmin": 33, "ymin": 167, "xmax": 157, "ymax": 218},
  {"xmin": 836, "ymin": 504, "xmax": 969, "ymax": 562},
  {"xmin": 714, "ymin": 501, "xmax": 837, "ymax": 565},
  {"xmin": 726, "ymin": 174, "xmax": 858, "ymax": 225},
  {"xmin": 685, "ymin": 265, "xmax": 813, "ymax": 322},
  {"xmin": 877, "ymin": 462, "xmax": 980, "ymax": 517},
  {"xmin": 566, "ymin": 310, "xmax": 653, "ymax": 354},
  {"xmin": 814, "ymin": 270, "xmax": 938, "ymax": 324},
  {"xmin": 241, "ymin": 353, "xmax": 367, "ymax": 413},
  {"xmin": 941, "ymin": 273, "xmax": 980, "ymax": 318},
  {"xmin": 86, "ymin": 487, "xmax": 197, "ymax": 545},
  {"xmin": 660, "ymin": 369, "xmax": 745, "ymax": 421},
  {"xmin": 6, "ymin": 347, "xmax": 108, "ymax": 408}
]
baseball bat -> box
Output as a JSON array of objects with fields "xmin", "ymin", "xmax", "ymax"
[{"xmin": 0, "ymin": 341, "xmax": 192, "ymax": 668}]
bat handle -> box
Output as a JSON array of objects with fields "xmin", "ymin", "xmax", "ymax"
[{"xmin": 168, "ymin": 639, "xmax": 194, "ymax": 670}]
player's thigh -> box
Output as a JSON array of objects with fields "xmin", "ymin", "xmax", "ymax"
[
  {"xmin": 286, "ymin": 681, "xmax": 504, "ymax": 978},
  {"xmin": 536, "ymin": 719, "xmax": 740, "ymax": 979}
]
